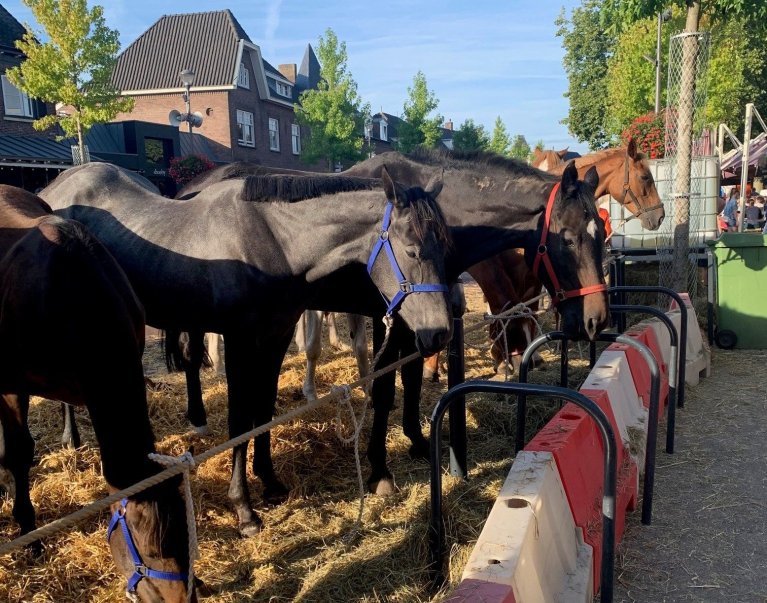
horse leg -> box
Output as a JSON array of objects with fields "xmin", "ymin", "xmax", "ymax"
[
  {"xmin": 347, "ymin": 313, "xmax": 369, "ymax": 392},
  {"xmin": 422, "ymin": 352, "xmax": 440, "ymax": 382},
  {"xmin": 367, "ymin": 317, "xmax": 400, "ymax": 495},
  {"xmin": 399, "ymin": 328, "xmax": 429, "ymax": 460},
  {"xmin": 302, "ymin": 310, "xmax": 323, "ymax": 401},
  {"xmin": 294, "ymin": 311, "xmax": 308, "ymax": 353},
  {"xmin": 184, "ymin": 330, "xmax": 209, "ymax": 435},
  {"xmin": 206, "ymin": 332, "xmax": 225, "ymax": 375},
  {"xmin": 60, "ymin": 402, "xmax": 80, "ymax": 448},
  {"xmin": 327, "ymin": 312, "xmax": 351, "ymax": 351},
  {"xmin": 0, "ymin": 394, "xmax": 40, "ymax": 552}
]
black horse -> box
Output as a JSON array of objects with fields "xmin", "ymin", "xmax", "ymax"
[
  {"xmin": 41, "ymin": 164, "xmax": 453, "ymax": 536},
  {"xmin": 168, "ymin": 149, "xmax": 610, "ymax": 498},
  {"xmin": 0, "ymin": 185, "xmax": 194, "ymax": 602}
]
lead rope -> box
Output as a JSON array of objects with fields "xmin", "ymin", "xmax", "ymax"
[
  {"xmin": 147, "ymin": 451, "xmax": 198, "ymax": 602},
  {"xmin": 333, "ymin": 313, "xmax": 394, "ymax": 543}
]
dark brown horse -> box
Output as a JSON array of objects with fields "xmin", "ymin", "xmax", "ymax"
[
  {"xmin": 169, "ymin": 149, "xmax": 610, "ymax": 498},
  {"xmin": 0, "ymin": 185, "xmax": 194, "ymax": 602},
  {"xmin": 41, "ymin": 164, "xmax": 454, "ymax": 537}
]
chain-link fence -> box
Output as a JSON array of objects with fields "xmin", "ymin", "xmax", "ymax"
[{"xmin": 657, "ymin": 31, "xmax": 710, "ymax": 301}]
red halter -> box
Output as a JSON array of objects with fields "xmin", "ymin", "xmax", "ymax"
[{"xmin": 531, "ymin": 182, "xmax": 608, "ymax": 305}]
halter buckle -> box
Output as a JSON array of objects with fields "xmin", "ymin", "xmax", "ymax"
[
  {"xmin": 537, "ymin": 244, "xmax": 547, "ymax": 255},
  {"xmin": 380, "ymin": 230, "xmax": 389, "ymax": 241},
  {"xmin": 399, "ymin": 281, "xmax": 413, "ymax": 293},
  {"xmin": 135, "ymin": 564, "xmax": 148, "ymax": 577},
  {"xmin": 555, "ymin": 290, "xmax": 567, "ymax": 302}
]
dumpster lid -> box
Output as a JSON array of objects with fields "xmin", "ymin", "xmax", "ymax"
[{"xmin": 707, "ymin": 233, "xmax": 767, "ymax": 248}]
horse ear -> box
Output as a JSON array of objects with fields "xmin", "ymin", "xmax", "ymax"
[
  {"xmin": 558, "ymin": 147, "xmax": 569, "ymax": 159},
  {"xmin": 584, "ymin": 165, "xmax": 599, "ymax": 190},
  {"xmin": 560, "ymin": 160, "xmax": 579, "ymax": 194},
  {"xmin": 627, "ymin": 138, "xmax": 638, "ymax": 160},
  {"xmin": 381, "ymin": 166, "xmax": 398, "ymax": 203},
  {"xmin": 424, "ymin": 171, "xmax": 444, "ymax": 199}
]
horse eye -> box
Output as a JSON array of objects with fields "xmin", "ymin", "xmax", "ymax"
[
  {"xmin": 405, "ymin": 247, "xmax": 418, "ymax": 259},
  {"xmin": 565, "ymin": 238, "xmax": 577, "ymax": 248}
]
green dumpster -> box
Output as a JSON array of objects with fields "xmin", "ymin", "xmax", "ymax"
[{"xmin": 708, "ymin": 233, "xmax": 767, "ymax": 349}]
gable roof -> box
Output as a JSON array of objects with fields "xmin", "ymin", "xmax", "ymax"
[
  {"xmin": 112, "ymin": 10, "xmax": 249, "ymax": 91},
  {"xmin": 0, "ymin": 4, "xmax": 26, "ymax": 53},
  {"xmin": 296, "ymin": 44, "xmax": 321, "ymax": 93}
]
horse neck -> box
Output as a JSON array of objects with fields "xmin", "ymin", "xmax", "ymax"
[
  {"xmin": 264, "ymin": 192, "xmax": 385, "ymax": 282},
  {"xmin": 437, "ymin": 170, "xmax": 550, "ymax": 275}
]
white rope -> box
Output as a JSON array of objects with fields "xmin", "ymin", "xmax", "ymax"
[
  {"xmin": 147, "ymin": 451, "xmax": 198, "ymax": 603},
  {"xmin": 332, "ymin": 384, "xmax": 368, "ymax": 536}
]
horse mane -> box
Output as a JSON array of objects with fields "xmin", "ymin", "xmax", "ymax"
[
  {"xmin": 407, "ymin": 147, "xmax": 553, "ymax": 181},
  {"xmin": 397, "ymin": 185, "xmax": 452, "ymax": 248},
  {"xmin": 131, "ymin": 475, "xmax": 188, "ymax": 558},
  {"xmin": 574, "ymin": 146, "xmax": 646, "ymax": 168},
  {"xmin": 240, "ymin": 175, "xmax": 379, "ymax": 202}
]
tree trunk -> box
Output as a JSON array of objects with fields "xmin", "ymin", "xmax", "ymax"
[
  {"xmin": 670, "ymin": 0, "xmax": 702, "ymax": 293},
  {"xmin": 76, "ymin": 116, "xmax": 87, "ymax": 165}
]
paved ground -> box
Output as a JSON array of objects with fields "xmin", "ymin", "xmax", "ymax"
[{"xmin": 613, "ymin": 349, "xmax": 767, "ymax": 602}]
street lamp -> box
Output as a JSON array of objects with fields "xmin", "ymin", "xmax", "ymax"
[
  {"xmin": 643, "ymin": 9, "xmax": 673, "ymax": 114},
  {"xmin": 179, "ymin": 69, "xmax": 202, "ymax": 134}
]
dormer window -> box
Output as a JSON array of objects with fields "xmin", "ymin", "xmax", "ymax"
[
  {"xmin": 238, "ymin": 63, "xmax": 250, "ymax": 89},
  {"xmin": 380, "ymin": 121, "xmax": 388, "ymax": 142},
  {"xmin": 276, "ymin": 82, "xmax": 291, "ymax": 97}
]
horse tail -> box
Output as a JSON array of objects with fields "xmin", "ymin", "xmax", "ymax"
[{"xmin": 163, "ymin": 330, "xmax": 213, "ymax": 372}]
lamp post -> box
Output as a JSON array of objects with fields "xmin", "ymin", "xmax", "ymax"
[
  {"xmin": 364, "ymin": 114, "xmax": 373, "ymax": 158},
  {"xmin": 643, "ymin": 9, "xmax": 673, "ymax": 114},
  {"xmin": 179, "ymin": 69, "xmax": 202, "ymax": 134}
]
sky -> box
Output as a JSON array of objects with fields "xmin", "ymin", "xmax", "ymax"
[{"xmin": 3, "ymin": 0, "xmax": 588, "ymax": 153}]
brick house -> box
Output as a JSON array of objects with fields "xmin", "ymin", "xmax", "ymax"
[
  {"xmin": 366, "ymin": 111, "xmax": 454, "ymax": 155},
  {"xmin": 111, "ymin": 10, "xmax": 323, "ymax": 171},
  {"xmin": 0, "ymin": 4, "xmax": 70, "ymax": 190}
]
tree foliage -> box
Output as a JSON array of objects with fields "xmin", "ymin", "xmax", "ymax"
[
  {"xmin": 452, "ymin": 119, "xmax": 489, "ymax": 152},
  {"xmin": 396, "ymin": 71, "xmax": 443, "ymax": 153},
  {"xmin": 488, "ymin": 116, "xmax": 511, "ymax": 155},
  {"xmin": 508, "ymin": 134, "xmax": 531, "ymax": 161},
  {"xmin": 555, "ymin": 0, "xmax": 615, "ymax": 150},
  {"xmin": 295, "ymin": 29, "xmax": 370, "ymax": 169},
  {"xmin": 6, "ymin": 0, "xmax": 134, "ymax": 159},
  {"xmin": 169, "ymin": 154, "xmax": 215, "ymax": 186}
]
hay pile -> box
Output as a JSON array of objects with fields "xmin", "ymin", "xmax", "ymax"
[{"xmin": 0, "ymin": 282, "xmax": 592, "ymax": 602}]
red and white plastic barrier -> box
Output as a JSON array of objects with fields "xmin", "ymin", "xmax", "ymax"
[{"xmin": 447, "ymin": 294, "xmax": 710, "ymax": 602}]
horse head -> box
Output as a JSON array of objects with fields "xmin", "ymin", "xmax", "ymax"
[
  {"xmin": 533, "ymin": 161, "xmax": 609, "ymax": 341},
  {"xmin": 107, "ymin": 478, "xmax": 197, "ymax": 603},
  {"xmin": 622, "ymin": 138, "xmax": 665, "ymax": 230},
  {"xmin": 367, "ymin": 167, "xmax": 452, "ymax": 356}
]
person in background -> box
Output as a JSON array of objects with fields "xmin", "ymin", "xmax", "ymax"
[
  {"xmin": 722, "ymin": 189, "xmax": 739, "ymax": 230},
  {"xmin": 744, "ymin": 198, "xmax": 764, "ymax": 230},
  {"xmin": 755, "ymin": 195, "xmax": 766, "ymax": 229}
]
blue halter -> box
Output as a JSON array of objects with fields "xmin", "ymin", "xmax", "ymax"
[
  {"xmin": 107, "ymin": 498, "xmax": 188, "ymax": 594},
  {"xmin": 366, "ymin": 200, "xmax": 449, "ymax": 316}
]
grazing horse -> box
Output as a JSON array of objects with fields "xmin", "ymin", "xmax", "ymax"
[
  {"xmin": 41, "ymin": 163, "xmax": 453, "ymax": 536},
  {"xmin": 168, "ymin": 149, "xmax": 610, "ymax": 496},
  {"xmin": 0, "ymin": 185, "xmax": 194, "ymax": 602},
  {"xmin": 467, "ymin": 139, "xmax": 666, "ymax": 374}
]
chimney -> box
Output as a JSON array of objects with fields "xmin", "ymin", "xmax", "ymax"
[
  {"xmin": 278, "ymin": 63, "xmax": 297, "ymax": 83},
  {"xmin": 444, "ymin": 119, "xmax": 453, "ymax": 131}
]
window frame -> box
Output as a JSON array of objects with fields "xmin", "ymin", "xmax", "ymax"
[
  {"xmin": 269, "ymin": 118, "xmax": 280, "ymax": 151},
  {"xmin": 2, "ymin": 74, "xmax": 34, "ymax": 118},
  {"xmin": 380, "ymin": 121, "xmax": 388, "ymax": 142},
  {"xmin": 238, "ymin": 63, "xmax": 250, "ymax": 89},
  {"xmin": 236, "ymin": 109, "xmax": 255, "ymax": 147},
  {"xmin": 291, "ymin": 123, "xmax": 301, "ymax": 155}
]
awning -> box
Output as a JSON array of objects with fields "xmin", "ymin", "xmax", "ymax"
[
  {"xmin": 721, "ymin": 132, "xmax": 767, "ymax": 176},
  {"xmin": 0, "ymin": 134, "xmax": 74, "ymax": 169}
]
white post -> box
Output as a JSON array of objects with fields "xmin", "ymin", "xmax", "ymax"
[{"xmin": 738, "ymin": 103, "xmax": 753, "ymax": 233}]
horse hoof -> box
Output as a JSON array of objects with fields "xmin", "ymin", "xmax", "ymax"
[
  {"xmin": 239, "ymin": 521, "xmax": 262, "ymax": 538},
  {"xmin": 423, "ymin": 369, "xmax": 439, "ymax": 383},
  {"xmin": 191, "ymin": 424, "xmax": 210, "ymax": 436},
  {"xmin": 369, "ymin": 477, "xmax": 396, "ymax": 496},
  {"xmin": 408, "ymin": 441, "xmax": 430, "ymax": 461},
  {"xmin": 302, "ymin": 389, "xmax": 318, "ymax": 402},
  {"xmin": 263, "ymin": 483, "xmax": 290, "ymax": 506}
]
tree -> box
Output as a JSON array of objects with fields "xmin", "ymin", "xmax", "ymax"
[
  {"xmin": 508, "ymin": 134, "xmax": 531, "ymax": 161},
  {"xmin": 295, "ymin": 29, "xmax": 370, "ymax": 170},
  {"xmin": 488, "ymin": 116, "xmax": 511, "ymax": 155},
  {"xmin": 396, "ymin": 71, "xmax": 443, "ymax": 153},
  {"xmin": 6, "ymin": 0, "xmax": 134, "ymax": 162},
  {"xmin": 556, "ymin": 0, "xmax": 615, "ymax": 150},
  {"xmin": 452, "ymin": 119, "xmax": 489, "ymax": 152}
]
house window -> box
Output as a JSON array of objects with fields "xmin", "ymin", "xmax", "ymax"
[
  {"xmin": 238, "ymin": 63, "xmax": 250, "ymax": 89},
  {"xmin": 269, "ymin": 118, "xmax": 280, "ymax": 151},
  {"xmin": 276, "ymin": 82, "xmax": 291, "ymax": 97},
  {"xmin": 380, "ymin": 122, "xmax": 388, "ymax": 142},
  {"xmin": 237, "ymin": 110, "xmax": 254, "ymax": 147},
  {"xmin": 2, "ymin": 75, "xmax": 33, "ymax": 118},
  {"xmin": 291, "ymin": 123, "xmax": 301, "ymax": 154}
]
